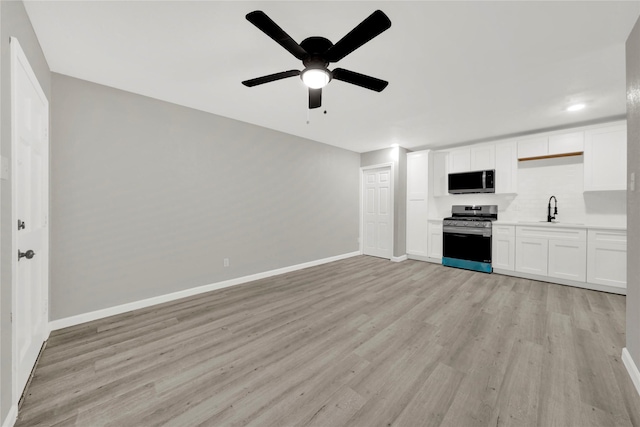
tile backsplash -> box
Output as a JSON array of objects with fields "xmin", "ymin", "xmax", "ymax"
[{"xmin": 430, "ymin": 155, "xmax": 626, "ymax": 227}]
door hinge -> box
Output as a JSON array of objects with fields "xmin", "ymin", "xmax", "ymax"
[
  {"xmin": 10, "ymin": 312, "xmax": 12, "ymax": 323},
  {"xmin": 18, "ymin": 219, "xmax": 25, "ymax": 230}
]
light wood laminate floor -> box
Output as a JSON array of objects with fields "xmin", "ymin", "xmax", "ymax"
[{"xmin": 16, "ymin": 256, "xmax": 640, "ymax": 426}]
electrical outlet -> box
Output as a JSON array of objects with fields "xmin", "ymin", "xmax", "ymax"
[{"xmin": 223, "ymin": 258, "xmax": 229, "ymax": 267}]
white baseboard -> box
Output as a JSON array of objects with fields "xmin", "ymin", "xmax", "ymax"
[
  {"xmin": 1, "ymin": 404, "xmax": 17, "ymax": 427},
  {"xmin": 407, "ymin": 254, "xmax": 442, "ymax": 264},
  {"xmin": 49, "ymin": 251, "xmax": 360, "ymax": 331},
  {"xmin": 622, "ymin": 348, "xmax": 640, "ymax": 398},
  {"xmin": 492, "ymin": 269, "xmax": 626, "ymax": 295},
  {"xmin": 391, "ymin": 255, "xmax": 407, "ymax": 262}
]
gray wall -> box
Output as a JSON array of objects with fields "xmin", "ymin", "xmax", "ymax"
[
  {"xmin": 626, "ymin": 16, "xmax": 640, "ymax": 369},
  {"xmin": 1, "ymin": 0, "xmax": 51, "ymax": 422},
  {"xmin": 51, "ymin": 74, "xmax": 360, "ymax": 320},
  {"xmin": 360, "ymin": 147, "xmax": 408, "ymax": 257}
]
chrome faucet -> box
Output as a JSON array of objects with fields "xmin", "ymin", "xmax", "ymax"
[{"xmin": 547, "ymin": 196, "xmax": 558, "ymax": 222}]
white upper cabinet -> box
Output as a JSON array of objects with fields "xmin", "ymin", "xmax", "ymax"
[
  {"xmin": 584, "ymin": 124, "xmax": 627, "ymax": 192},
  {"xmin": 448, "ymin": 148, "xmax": 471, "ymax": 173},
  {"xmin": 448, "ymin": 144, "xmax": 494, "ymax": 174},
  {"xmin": 548, "ymin": 131, "xmax": 584, "ymax": 155},
  {"xmin": 494, "ymin": 141, "xmax": 517, "ymax": 194},
  {"xmin": 470, "ymin": 145, "xmax": 495, "ymax": 170},
  {"xmin": 407, "ymin": 151, "xmax": 430, "ymax": 200},
  {"xmin": 517, "ymin": 131, "xmax": 584, "ymax": 159},
  {"xmin": 432, "ymin": 151, "xmax": 448, "ymax": 197},
  {"xmin": 517, "ymin": 136, "xmax": 548, "ymax": 159}
]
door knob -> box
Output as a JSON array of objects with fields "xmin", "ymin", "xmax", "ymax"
[{"xmin": 18, "ymin": 250, "xmax": 35, "ymax": 261}]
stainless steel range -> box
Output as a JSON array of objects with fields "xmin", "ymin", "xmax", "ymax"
[{"xmin": 442, "ymin": 205, "xmax": 498, "ymax": 273}]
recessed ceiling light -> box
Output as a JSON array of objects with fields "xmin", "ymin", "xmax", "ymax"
[{"xmin": 567, "ymin": 103, "xmax": 585, "ymax": 112}]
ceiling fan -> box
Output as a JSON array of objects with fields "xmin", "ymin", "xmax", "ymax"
[{"xmin": 242, "ymin": 10, "xmax": 392, "ymax": 109}]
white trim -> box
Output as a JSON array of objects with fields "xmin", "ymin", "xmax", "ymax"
[
  {"xmin": 391, "ymin": 255, "xmax": 407, "ymax": 262},
  {"xmin": 360, "ymin": 162, "xmax": 395, "ymax": 260},
  {"xmin": 10, "ymin": 37, "xmax": 50, "ymax": 415},
  {"xmin": 1, "ymin": 405, "xmax": 17, "ymax": 427},
  {"xmin": 408, "ymin": 254, "xmax": 443, "ymax": 264},
  {"xmin": 49, "ymin": 251, "xmax": 360, "ymax": 331},
  {"xmin": 622, "ymin": 348, "xmax": 640, "ymax": 398},
  {"xmin": 492, "ymin": 269, "xmax": 626, "ymax": 295}
]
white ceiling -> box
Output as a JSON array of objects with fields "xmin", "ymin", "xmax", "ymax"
[{"xmin": 24, "ymin": 1, "xmax": 640, "ymax": 153}]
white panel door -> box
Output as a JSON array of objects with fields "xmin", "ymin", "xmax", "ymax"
[
  {"xmin": 11, "ymin": 38, "xmax": 49, "ymax": 400},
  {"xmin": 363, "ymin": 168, "xmax": 392, "ymax": 259}
]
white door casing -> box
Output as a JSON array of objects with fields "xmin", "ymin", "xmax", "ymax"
[
  {"xmin": 361, "ymin": 165, "xmax": 393, "ymax": 259},
  {"xmin": 11, "ymin": 37, "xmax": 50, "ymax": 403}
]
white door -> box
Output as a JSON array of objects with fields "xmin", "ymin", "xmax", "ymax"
[
  {"xmin": 363, "ymin": 167, "xmax": 392, "ymax": 259},
  {"xmin": 11, "ymin": 38, "xmax": 49, "ymax": 400}
]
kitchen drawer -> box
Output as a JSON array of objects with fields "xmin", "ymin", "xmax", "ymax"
[{"xmin": 516, "ymin": 226, "xmax": 586, "ymax": 241}]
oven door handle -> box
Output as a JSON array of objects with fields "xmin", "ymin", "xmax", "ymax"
[{"xmin": 443, "ymin": 226, "xmax": 491, "ymax": 237}]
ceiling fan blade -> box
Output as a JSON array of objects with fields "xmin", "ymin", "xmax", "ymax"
[
  {"xmin": 325, "ymin": 10, "xmax": 391, "ymax": 62},
  {"xmin": 242, "ymin": 70, "xmax": 300, "ymax": 87},
  {"xmin": 309, "ymin": 88, "xmax": 322, "ymax": 109},
  {"xmin": 246, "ymin": 11, "xmax": 308, "ymax": 60},
  {"xmin": 332, "ymin": 68, "xmax": 388, "ymax": 92}
]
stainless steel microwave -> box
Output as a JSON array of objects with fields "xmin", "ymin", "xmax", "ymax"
[{"xmin": 448, "ymin": 170, "xmax": 495, "ymax": 194}]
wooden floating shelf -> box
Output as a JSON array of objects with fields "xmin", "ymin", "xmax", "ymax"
[{"xmin": 518, "ymin": 151, "xmax": 584, "ymax": 162}]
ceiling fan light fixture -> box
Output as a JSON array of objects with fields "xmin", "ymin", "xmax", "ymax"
[{"xmin": 301, "ymin": 68, "xmax": 331, "ymax": 89}]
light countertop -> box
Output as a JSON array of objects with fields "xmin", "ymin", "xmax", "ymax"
[{"xmin": 493, "ymin": 220, "xmax": 626, "ymax": 231}]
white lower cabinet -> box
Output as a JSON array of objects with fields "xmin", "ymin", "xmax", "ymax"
[
  {"xmin": 515, "ymin": 236, "xmax": 548, "ymax": 275},
  {"xmin": 427, "ymin": 220, "xmax": 443, "ymax": 261},
  {"xmin": 407, "ymin": 201, "xmax": 428, "ymax": 257},
  {"xmin": 587, "ymin": 229, "xmax": 627, "ymax": 289},
  {"xmin": 492, "ymin": 225, "xmax": 515, "ymax": 271},
  {"xmin": 548, "ymin": 238, "xmax": 587, "ymax": 282},
  {"xmin": 515, "ymin": 226, "xmax": 586, "ymax": 281}
]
